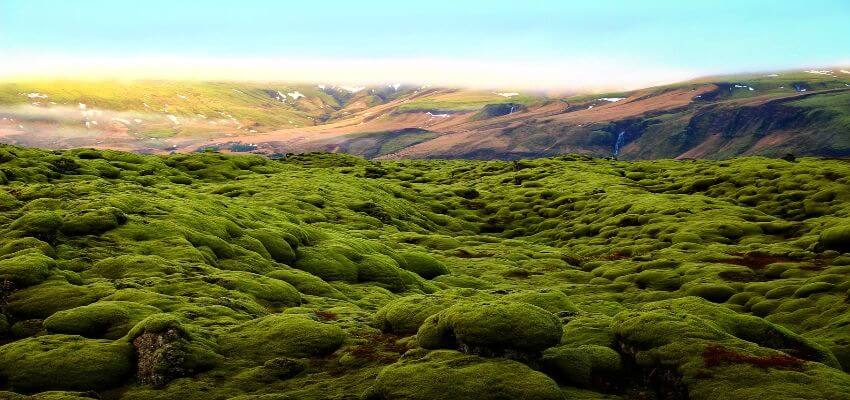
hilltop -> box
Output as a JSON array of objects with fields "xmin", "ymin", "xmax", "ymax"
[
  {"xmin": 2, "ymin": 68, "xmax": 850, "ymax": 159},
  {"xmin": 1, "ymin": 146, "xmax": 850, "ymax": 398}
]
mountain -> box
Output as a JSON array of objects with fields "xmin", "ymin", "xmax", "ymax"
[{"xmin": 1, "ymin": 68, "xmax": 849, "ymax": 159}]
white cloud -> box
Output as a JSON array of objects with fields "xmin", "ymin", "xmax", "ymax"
[{"xmin": 0, "ymin": 52, "xmax": 701, "ymax": 92}]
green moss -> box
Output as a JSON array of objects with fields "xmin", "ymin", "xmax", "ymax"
[
  {"xmin": 373, "ymin": 294, "xmax": 455, "ymax": 334},
  {"xmin": 9, "ymin": 211, "xmax": 63, "ymax": 240},
  {"xmin": 503, "ymin": 289, "xmax": 580, "ymax": 314},
  {"xmin": 0, "ymin": 252, "xmax": 54, "ymax": 287},
  {"xmin": 417, "ymin": 301, "xmax": 562, "ymax": 356},
  {"xmin": 247, "ymin": 229, "xmax": 296, "ymax": 264},
  {"xmin": 265, "ymin": 269, "xmax": 346, "ymax": 299},
  {"xmin": 560, "ymin": 314, "xmax": 617, "ymax": 348},
  {"xmin": 220, "ymin": 314, "xmax": 346, "ymax": 362},
  {"xmin": 43, "ymin": 301, "xmax": 160, "ymax": 339},
  {"xmin": 685, "ymin": 283, "xmax": 737, "ymax": 303},
  {"xmin": 60, "ymin": 207, "xmax": 127, "ymax": 236},
  {"xmin": 820, "ymin": 224, "xmax": 850, "ymax": 252},
  {"xmin": 540, "ymin": 344, "xmax": 623, "ymax": 387},
  {"xmin": 364, "ymin": 350, "xmax": 562, "ymax": 400},
  {"xmin": 293, "ymin": 247, "xmax": 358, "ymax": 282},
  {"xmin": 6, "ymin": 280, "xmax": 113, "ymax": 319},
  {"xmin": 0, "ymin": 335, "xmax": 133, "ymax": 392},
  {"xmin": 398, "ymin": 252, "xmax": 449, "ymax": 279},
  {"xmin": 211, "ymin": 271, "xmax": 301, "ymax": 307}
]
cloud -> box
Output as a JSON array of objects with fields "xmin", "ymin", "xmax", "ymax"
[{"xmin": 0, "ymin": 52, "xmax": 700, "ymax": 92}]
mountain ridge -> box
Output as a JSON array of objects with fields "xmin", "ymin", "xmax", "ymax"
[{"xmin": 1, "ymin": 68, "xmax": 849, "ymax": 159}]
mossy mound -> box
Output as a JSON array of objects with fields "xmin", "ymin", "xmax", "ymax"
[
  {"xmin": 0, "ymin": 391, "xmax": 100, "ymax": 400},
  {"xmin": 397, "ymin": 252, "xmax": 449, "ymax": 279},
  {"xmin": 503, "ymin": 289, "xmax": 580, "ymax": 314},
  {"xmin": 612, "ymin": 297, "xmax": 849, "ymax": 399},
  {"xmin": 60, "ymin": 207, "xmax": 127, "ymax": 236},
  {"xmin": 364, "ymin": 350, "xmax": 563, "ymax": 400},
  {"xmin": 0, "ymin": 335, "xmax": 133, "ymax": 392},
  {"xmin": 0, "ymin": 252, "xmax": 54, "ymax": 287},
  {"xmin": 6, "ymin": 280, "xmax": 114, "ymax": 320},
  {"xmin": 417, "ymin": 301, "xmax": 562, "ymax": 356},
  {"xmin": 540, "ymin": 344, "xmax": 623, "ymax": 388},
  {"xmin": 820, "ymin": 224, "xmax": 850, "ymax": 252},
  {"xmin": 219, "ymin": 314, "xmax": 346, "ymax": 362},
  {"xmin": 43, "ymin": 301, "xmax": 161, "ymax": 339},
  {"xmin": 265, "ymin": 268, "xmax": 347, "ymax": 299},
  {"xmin": 373, "ymin": 294, "xmax": 456, "ymax": 334},
  {"xmin": 210, "ymin": 271, "xmax": 302, "ymax": 307},
  {"xmin": 9, "ymin": 211, "xmax": 63, "ymax": 240}
]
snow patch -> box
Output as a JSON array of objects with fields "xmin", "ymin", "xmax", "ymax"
[
  {"xmin": 24, "ymin": 92, "xmax": 48, "ymax": 99},
  {"xmin": 340, "ymin": 86, "xmax": 366, "ymax": 93},
  {"xmin": 427, "ymin": 112, "xmax": 450, "ymax": 118},
  {"xmin": 167, "ymin": 115, "xmax": 180, "ymax": 124},
  {"xmin": 805, "ymin": 70, "xmax": 833, "ymax": 75},
  {"xmin": 78, "ymin": 103, "xmax": 87, "ymax": 110},
  {"xmin": 841, "ymin": 70, "xmax": 850, "ymax": 74},
  {"xmin": 390, "ymin": 83, "xmax": 401, "ymax": 91},
  {"xmin": 598, "ymin": 97, "xmax": 625, "ymax": 102},
  {"xmin": 765, "ymin": 74, "xmax": 780, "ymax": 77},
  {"xmin": 493, "ymin": 92, "xmax": 519, "ymax": 98},
  {"xmin": 287, "ymin": 91, "xmax": 305, "ymax": 100},
  {"xmin": 177, "ymin": 94, "xmax": 188, "ymax": 100},
  {"xmin": 134, "ymin": 118, "xmax": 143, "ymax": 123},
  {"xmin": 111, "ymin": 117, "xmax": 130, "ymax": 125}
]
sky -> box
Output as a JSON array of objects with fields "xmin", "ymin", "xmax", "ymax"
[{"xmin": 1, "ymin": 0, "xmax": 849, "ymax": 91}]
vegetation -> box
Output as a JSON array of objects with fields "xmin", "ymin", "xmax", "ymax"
[{"xmin": 2, "ymin": 145, "xmax": 850, "ymax": 398}]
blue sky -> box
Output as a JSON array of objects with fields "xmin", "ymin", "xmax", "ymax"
[{"xmin": 1, "ymin": 0, "xmax": 849, "ymax": 89}]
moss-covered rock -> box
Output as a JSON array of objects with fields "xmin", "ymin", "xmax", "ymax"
[
  {"xmin": 266, "ymin": 268, "xmax": 346, "ymax": 299},
  {"xmin": 220, "ymin": 314, "xmax": 346, "ymax": 362},
  {"xmin": 820, "ymin": 224, "xmax": 850, "ymax": 252},
  {"xmin": 43, "ymin": 301, "xmax": 160, "ymax": 339},
  {"xmin": 417, "ymin": 301, "xmax": 562, "ymax": 356},
  {"xmin": 0, "ymin": 335, "xmax": 133, "ymax": 391},
  {"xmin": 503, "ymin": 289, "xmax": 580, "ymax": 314},
  {"xmin": 211, "ymin": 271, "xmax": 301, "ymax": 307},
  {"xmin": 373, "ymin": 294, "xmax": 455, "ymax": 334},
  {"xmin": 540, "ymin": 344, "xmax": 623, "ymax": 388},
  {"xmin": 398, "ymin": 252, "xmax": 449, "ymax": 279},
  {"xmin": 6, "ymin": 280, "xmax": 113, "ymax": 319},
  {"xmin": 0, "ymin": 252, "xmax": 54, "ymax": 287},
  {"xmin": 364, "ymin": 350, "xmax": 562, "ymax": 400},
  {"xmin": 60, "ymin": 207, "xmax": 127, "ymax": 236},
  {"xmin": 247, "ymin": 229, "xmax": 296, "ymax": 264},
  {"xmin": 9, "ymin": 211, "xmax": 63, "ymax": 240}
]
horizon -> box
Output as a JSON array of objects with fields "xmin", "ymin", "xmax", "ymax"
[{"xmin": 2, "ymin": 0, "xmax": 850, "ymax": 91}]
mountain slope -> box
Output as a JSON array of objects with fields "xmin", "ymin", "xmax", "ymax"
[{"xmin": 1, "ymin": 69, "xmax": 849, "ymax": 159}]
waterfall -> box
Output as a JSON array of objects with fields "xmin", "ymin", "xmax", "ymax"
[
  {"xmin": 613, "ymin": 131, "xmax": 626, "ymax": 156},
  {"xmin": 508, "ymin": 105, "xmax": 516, "ymax": 115}
]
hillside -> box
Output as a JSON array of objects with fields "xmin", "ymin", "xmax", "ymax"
[
  {"xmin": 2, "ymin": 146, "xmax": 850, "ymax": 398},
  {"xmin": 2, "ymin": 69, "xmax": 849, "ymax": 159}
]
